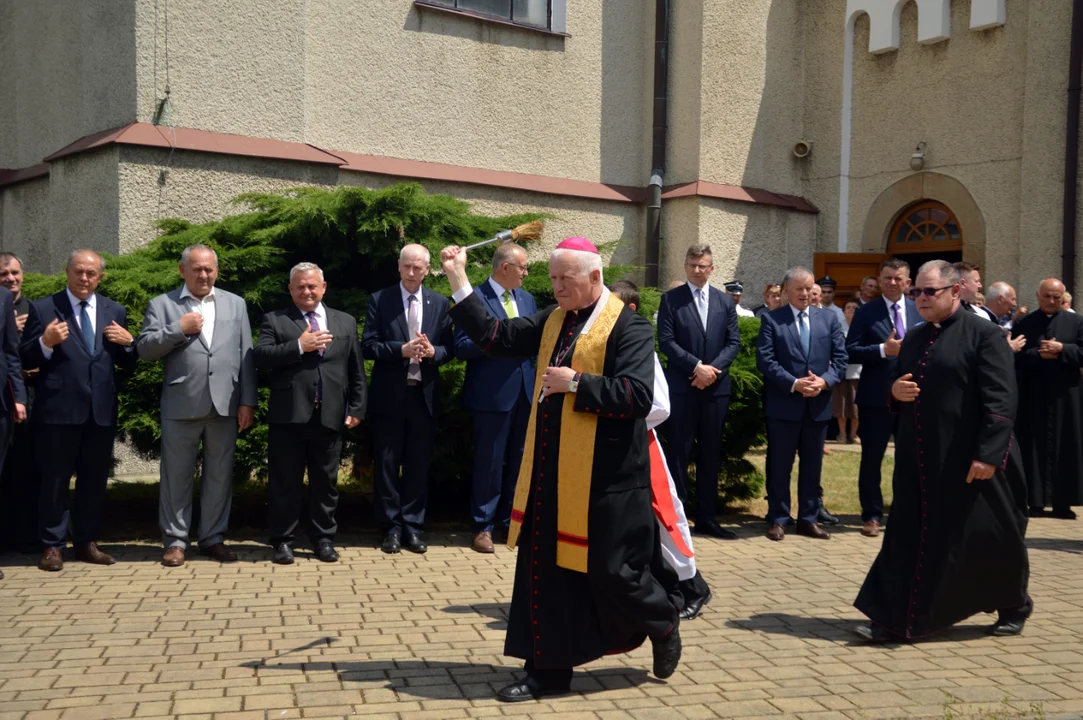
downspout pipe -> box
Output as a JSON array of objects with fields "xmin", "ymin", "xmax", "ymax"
[
  {"xmin": 1063, "ymin": 0, "xmax": 1083, "ymax": 293},
  {"xmin": 645, "ymin": 0, "xmax": 669, "ymax": 288}
]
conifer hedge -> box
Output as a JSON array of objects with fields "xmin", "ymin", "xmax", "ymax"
[{"xmin": 22, "ymin": 183, "xmax": 764, "ymax": 508}]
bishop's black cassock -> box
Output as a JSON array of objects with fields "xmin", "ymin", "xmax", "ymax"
[
  {"xmin": 450, "ymin": 291, "xmax": 678, "ymax": 672},
  {"xmin": 855, "ymin": 309, "xmax": 1030, "ymax": 638},
  {"xmin": 1011, "ymin": 309, "xmax": 1083, "ymax": 513}
]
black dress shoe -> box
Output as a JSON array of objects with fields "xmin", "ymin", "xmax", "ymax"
[
  {"xmin": 272, "ymin": 543, "xmax": 294, "ymax": 565},
  {"xmin": 496, "ymin": 677, "xmax": 568, "ymax": 703},
  {"xmin": 652, "ymin": 626, "xmax": 682, "ymax": 679},
  {"xmin": 695, "ymin": 520, "xmax": 738, "ymax": 539},
  {"xmin": 315, "ymin": 540, "xmax": 339, "ymax": 563},
  {"xmin": 678, "ymin": 591, "xmax": 712, "ymax": 620},
  {"xmin": 381, "ymin": 533, "xmax": 401, "ymax": 554},
  {"xmin": 852, "ymin": 623, "xmax": 900, "ymax": 644},
  {"xmin": 987, "ymin": 618, "xmax": 1027, "ymax": 636},
  {"xmin": 1029, "ymin": 507, "xmax": 1047, "ymax": 518},
  {"xmin": 403, "ymin": 533, "xmax": 427, "ymax": 554},
  {"xmin": 817, "ymin": 499, "xmax": 839, "ymax": 525},
  {"xmin": 1050, "ymin": 507, "xmax": 1077, "ymax": 520}
]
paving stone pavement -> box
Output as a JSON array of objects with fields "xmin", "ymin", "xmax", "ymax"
[{"xmin": 1, "ymin": 516, "xmax": 1081, "ymax": 720}]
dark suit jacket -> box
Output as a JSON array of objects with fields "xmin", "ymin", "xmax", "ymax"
[
  {"xmin": 846, "ymin": 296, "xmax": 924, "ymax": 407},
  {"xmin": 0, "ymin": 287, "xmax": 26, "ymax": 411},
  {"xmin": 19, "ymin": 290, "xmax": 134, "ymax": 426},
  {"xmin": 756, "ymin": 305, "xmax": 847, "ymax": 423},
  {"xmin": 253, "ymin": 304, "xmax": 368, "ymax": 430},
  {"xmin": 361, "ymin": 284, "xmax": 453, "ymax": 417},
  {"xmin": 657, "ymin": 283, "xmax": 741, "ymax": 397},
  {"xmin": 455, "ymin": 280, "xmax": 537, "ymax": 412}
]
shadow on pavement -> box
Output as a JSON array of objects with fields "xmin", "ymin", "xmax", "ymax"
[
  {"xmin": 443, "ymin": 602, "xmax": 510, "ymax": 630},
  {"xmin": 726, "ymin": 612, "xmax": 994, "ymax": 645}
]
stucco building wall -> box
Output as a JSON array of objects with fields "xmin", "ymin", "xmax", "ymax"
[
  {"xmin": 0, "ymin": 178, "xmax": 51, "ymax": 274},
  {"xmin": 0, "ymin": 0, "xmax": 137, "ymax": 169}
]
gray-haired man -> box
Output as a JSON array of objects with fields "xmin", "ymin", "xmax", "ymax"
[
  {"xmin": 253, "ymin": 262, "xmax": 367, "ymax": 565},
  {"xmin": 137, "ymin": 244, "xmax": 257, "ymax": 567}
]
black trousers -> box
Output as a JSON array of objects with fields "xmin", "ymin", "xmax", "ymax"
[
  {"xmin": 664, "ymin": 392, "xmax": 730, "ymax": 524},
  {"xmin": 267, "ymin": 406, "xmax": 343, "ymax": 546},
  {"xmin": 857, "ymin": 406, "xmax": 894, "ymax": 522},
  {"xmin": 0, "ymin": 410, "xmax": 33, "ymax": 551},
  {"xmin": 37, "ymin": 422, "xmax": 115, "ymax": 549},
  {"xmin": 371, "ymin": 386, "xmax": 435, "ymax": 536}
]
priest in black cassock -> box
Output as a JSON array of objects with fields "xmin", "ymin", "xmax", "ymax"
[
  {"xmin": 440, "ymin": 238, "xmax": 681, "ymax": 703},
  {"xmin": 854, "ymin": 260, "xmax": 1032, "ymax": 643},
  {"xmin": 1012, "ymin": 278, "xmax": 1083, "ymax": 519}
]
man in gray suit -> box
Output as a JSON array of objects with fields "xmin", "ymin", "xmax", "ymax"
[{"xmin": 136, "ymin": 244, "xmax": 257, "ymax": 567}]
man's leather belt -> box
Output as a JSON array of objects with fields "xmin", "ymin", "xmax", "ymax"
[{"xmin": 406, "ymin": 379, "xmax": 421, "ymax": 386}]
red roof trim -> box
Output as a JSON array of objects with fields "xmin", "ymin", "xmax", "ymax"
[
  {"xmin": 11, "ymin": 123, "xmax": 819, "ymax": 213},
  {"xmin": 0, "ymin": 163, "xmax": 50, "ymax": 188},
  {"xmin": 661, "ymin": 180, "xmax": 819, "ymax": 214}
]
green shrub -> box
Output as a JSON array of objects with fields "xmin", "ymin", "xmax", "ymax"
[{"xmin": 22, "ymin": 183, "xmax": 766, "ymax": 510}]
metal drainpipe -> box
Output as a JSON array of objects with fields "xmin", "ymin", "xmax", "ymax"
[
  {"xmin": 645, "ymin": 0, "xmax": 669, "ymax": 288},
  {"xmin": 1062, "ymin": 0, "xmax": 1083, "ymax": 292}
]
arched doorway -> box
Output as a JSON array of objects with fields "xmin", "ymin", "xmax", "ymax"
[{"xmin": 887, "ymin": 200, "xmax": 964, "ymax": 269}]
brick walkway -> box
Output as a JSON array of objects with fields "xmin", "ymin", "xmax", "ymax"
[{"xmin": 1, "ymin": 516, "xmax": 1081, "ymax": 720}]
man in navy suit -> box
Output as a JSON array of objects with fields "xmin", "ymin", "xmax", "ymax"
[
  {"xmin": 756, "ymin": 267, "xmax": 847, "ymax": 541},
  {"xmin": 20, "ymin": 250, "xmax": 135, "ymax": 571},
  {"xmin": 846, "ymin": 258, "xmax": 922, "ymax": 537},
  {"xmin": 362, "ymin": 243, "xmax": 453, "ymax": 555},
  {"xmin": 0, "ymin": 280, "xmax": 28, "ymax": 580},
  {"xmin": 657, "ymin": 244, "xmax": 741, "ymax": 539},
  {"xmin": 455, "ymin": 243, "xmax": 536, "ymax": 554}
]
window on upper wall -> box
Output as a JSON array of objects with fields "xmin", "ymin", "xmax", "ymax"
[{"xmin": 416, "ymin": 0, "xmax": 568, "ymax": 35}]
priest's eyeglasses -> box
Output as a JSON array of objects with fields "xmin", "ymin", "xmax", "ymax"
[{"xmin": 908, "ymin": 285, "xmax": 953, "ymax": 298}]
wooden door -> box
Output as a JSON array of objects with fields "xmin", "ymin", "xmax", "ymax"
[{"xmin": 813, "ymin": 253, "xmax": 890, "ymax": 307}]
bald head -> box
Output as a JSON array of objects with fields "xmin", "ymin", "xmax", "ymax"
[{"xmin": 1037, "ymin": 278, "xmax": 1066, "ymax": 315}]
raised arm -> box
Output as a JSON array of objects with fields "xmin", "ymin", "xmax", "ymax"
[
  {"xmin": 136, "ymin": 296, "xmax": 188, "ymax": 361},
  {"xmin": 253, "ymin": 313, "xmax": 301, "ymax": 370}
]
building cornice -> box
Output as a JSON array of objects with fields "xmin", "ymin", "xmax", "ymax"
[{"xmin": 2, "ymin": 123, "xmax": 818, "ymax": 214}]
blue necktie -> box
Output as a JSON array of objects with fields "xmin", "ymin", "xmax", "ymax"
[
  {"xmin": 79, "ymin": 300, "xmax": 95, "ymax": 352},
  {"xmin": 798, "ymin": 311, "xmax": 810, "ymax": 357}
]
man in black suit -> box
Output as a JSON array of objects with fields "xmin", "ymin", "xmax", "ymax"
[
  {"xmin": 656, "ymin": 244, "xmax": 741, "ymax": 539},
  {"xmin": 846, "ymin": 258, "xmax": 922, "ymax": 537},
  {"xmin": 0, "ymin": 253, "xmax": 34, "ymax": 558},
  {"xmin": 361, "ymin": 244, "xmax": 453, "ymax": 555},
  {"xmin": 254, "ymin": 263, "xmax": 368, "ymax": 564},
  {"xmin": 20, "ymin": 250, "xmax": 134, "ymax": 571}
]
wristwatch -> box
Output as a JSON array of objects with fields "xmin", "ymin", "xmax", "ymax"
[{"xmin": 568, "ymin": 372, "xmax": 581, "ymax": 394}]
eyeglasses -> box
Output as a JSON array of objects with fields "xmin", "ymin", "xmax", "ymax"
[
  {"xmin": 908, "ymin": 285, "xmax": 953, "ymax": 299},
  {"xmin": 504, "ymin": 263, "xmax": 528, "ymax": 272}
]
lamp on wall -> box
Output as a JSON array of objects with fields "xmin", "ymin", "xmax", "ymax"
[{"xmin": 910, "ymin": 142, "xmax": 927, "ymax": 172}]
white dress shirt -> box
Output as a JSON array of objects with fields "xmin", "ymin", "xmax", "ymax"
[
  {"xmin": 789, "ymin": 304, "xmax": 812, "ymax": 393},
  {"xmin": 180, "ymin": 285, "xmax": 217, "ymax": 347},
  {"xmin": 488, "ymin": 277, "xmax": 518, "ymax": 318},
  {"xmin": 879, "ymin": 295, "xmax": 908, "ymax": 358},
  {"xmin": 297, "ymin": 302, "xmax": 327, "ymax": 354},
  {"xmin": 400, "ymin": 283, "xmax": 424, "ymax": 334},
  {"xmin": 40, "ymin": 288, "xmax": 98, "ymax": 359},
  {"xmin": 687, "ymin": 281, "xmax": 710, "ymax": 331}
]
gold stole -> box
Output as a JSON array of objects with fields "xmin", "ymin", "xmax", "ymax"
[{"xmin": 507, "ymin": 292, "xmax": 625, "ymax": 573}]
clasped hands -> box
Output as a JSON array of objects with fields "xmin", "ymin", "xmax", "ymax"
[
  {"xmin": 793, "ymin": 371, "xmax": 827, "ymax": 398},
  {"xmin": 1039, "ymin": 338, "xmax": 1063, "ymax": 360},
  {"xmin": 401, "ymin": 332, "xmax": 435, "ymax": 361},
  {"xmin": 691, "ymin": 362, "xmax": 719, "ymax": 390}
]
